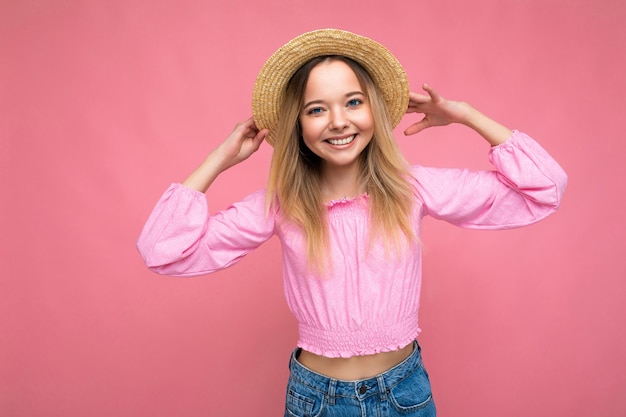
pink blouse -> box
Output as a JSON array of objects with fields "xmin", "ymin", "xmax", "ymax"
[{"xmin": 137, "ymin": 131, "xmax": 567, "ymax": 358}]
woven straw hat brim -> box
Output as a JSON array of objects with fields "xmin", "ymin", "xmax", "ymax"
[{"xmin": 252, "ymin": 29, "xmax": 409, "ymax": 146}]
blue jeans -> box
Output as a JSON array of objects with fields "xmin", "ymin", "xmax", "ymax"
[{"xmin": 285, "ymin": 341, "xmax": 436, "ymax": 417}]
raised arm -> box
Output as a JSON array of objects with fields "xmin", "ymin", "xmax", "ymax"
[
  {"xmin": 403, "ymin": 84, "xmax": 512, "ymax": 146},
  {"xmin": 136, "ymin": 118, "xmax": 272, "ymax": 277},
  {"xmin": 183, "ymin": 117, "xmax": 268, "ymax": 192},
  {"xmin": 403, "ymin": 85, "xmax": 568, "ymax": 229}
]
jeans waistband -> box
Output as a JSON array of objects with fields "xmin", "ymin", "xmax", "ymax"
[{"xmin": 288, "ymin": 340, "xmax": 422, "ymax": 403}]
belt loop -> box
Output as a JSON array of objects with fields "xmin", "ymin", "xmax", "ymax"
[
  {"xmin": 328, "ymin": 379, "xmax": 337, "ymax": 406},
  {"xmin": 377, "ymin": 375, "xmax": 388, "ymax": 402}
]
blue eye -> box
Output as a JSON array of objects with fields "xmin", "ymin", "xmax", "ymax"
[
  {"xmin": 307, "ymin": 107, "xmax": 323, "ymax": 115},
  {"xmin": 348, "ymin": 98, "xmax": 362, "ymax": 107}
]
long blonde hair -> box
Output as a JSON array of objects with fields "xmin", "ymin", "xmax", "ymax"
[{"xmin": 266, "ymin": 56, "xmax": 415, "ymax": 271}]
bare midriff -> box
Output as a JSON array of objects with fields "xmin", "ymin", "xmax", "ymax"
[{"xmin": 296, "ymin": 342, "xmax": 414, "ymax": 380}]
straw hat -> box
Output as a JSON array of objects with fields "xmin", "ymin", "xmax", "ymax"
[{"xmin": 252, "ymin": 28, "xmax": 409, "ymax": 146}]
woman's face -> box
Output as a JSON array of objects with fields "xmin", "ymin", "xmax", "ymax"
[{"xmin": 299, "ymin": 60, "xmax": 374, "ymax": 171}]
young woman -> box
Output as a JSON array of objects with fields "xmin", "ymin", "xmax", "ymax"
[{"xmin": 137, "ymin": 29, "xmax": 567, "ymax": 417}]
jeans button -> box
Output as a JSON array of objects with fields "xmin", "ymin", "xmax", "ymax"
[{"xmin": 359, "ymin": 384, "xmax": 367, "ymax": 394}]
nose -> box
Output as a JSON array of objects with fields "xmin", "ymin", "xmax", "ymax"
[{"xmin": 328, "ymin": 108, "xmax": 349, "ymax": 130}]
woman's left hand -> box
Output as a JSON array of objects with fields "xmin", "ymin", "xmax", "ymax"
[{"xmin": 403, "ymin": 84, "xmax": 472, "ymax": 136}]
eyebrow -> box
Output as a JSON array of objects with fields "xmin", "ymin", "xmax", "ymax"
[{"xmin": 302, "ymin": 91, "xmax": 365, "ymax": 109}]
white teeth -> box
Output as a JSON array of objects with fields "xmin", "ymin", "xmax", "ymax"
[{"xmin": 327, "ymin": 135, "xmax": 355, "ymax": 146}]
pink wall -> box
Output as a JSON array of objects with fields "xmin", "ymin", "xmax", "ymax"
[{"xmin": 1, "ymin": 1, "xmax": 624, "ymax": 416}]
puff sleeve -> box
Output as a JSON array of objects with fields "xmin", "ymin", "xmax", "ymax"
[
  {"xmin": 412, "ymin": 130, "xmax": 567, "ymax": 229},
  {"xmin": 137, "ymin": 184, "xmax": 276, "ymax": 276}
]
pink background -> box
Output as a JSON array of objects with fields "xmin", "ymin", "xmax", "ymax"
[{"xmin": 1, "ymin": 1, "xmax": 625, "ymax": 416}]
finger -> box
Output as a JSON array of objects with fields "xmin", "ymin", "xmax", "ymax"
[
  {"xmin": 231, "ymin": 120, "xmax": 252, "ymax": 140},
  {"xmin": 406, "ymin": 93, "xmax": 430, "ymax": 115},
  {"xmin": 403, "ymin": 118, "xmax": 430, "ymax": 136},
  {"xmin": 257, "ymin": 129, "xmax": 269, "ymax": 142},
  {"xmin": 249, "ymin": 129, "xmax": 268, "ymax": 152},
  {"xmin": 247, "ymin": 116, "xmax": 263, "ymax": 131},
  {"xmin": 422, "ymin": 83, "xmax": 443, "ymax": 103},
  {"xmin": 241, "ymin": 118, "xmax": 264, "ymax": 139},
  {"xmin": 406, "ymin": 104, "xmax": 422, "ymax": 114},
  {"xmin": 408, "ymin": 91, "xmax": 431, "ymax": 104},
  {"xmin": 238, "ymin": 117, "xmax": 253, "ymax": 128},
  {"xmin": 248, "ymin": 128, "xmax": 268, "ymax": 143},
  {"xmin": 238, "ymin": 117, "xmax": 259, "ymax": 133}
]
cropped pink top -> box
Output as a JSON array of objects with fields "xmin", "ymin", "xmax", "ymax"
[{"xmin": 137, "ymin": 131, "xmax": 567, "ymax": 358}]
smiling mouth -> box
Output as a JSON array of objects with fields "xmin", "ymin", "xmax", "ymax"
[{"xmin": 326, "ymin": 134, "xmax": 356, "ymax": 146}]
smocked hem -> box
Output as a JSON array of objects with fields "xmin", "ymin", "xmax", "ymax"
[
  {"xmin": 490, "ymin": 129, "xmax": 520, "ymax": 151},
  {"xmin": 297, "ymin": 334, "xmax": 419, "ymax": 358},
  {"xmin": 297, "ymin": 320, "xmax": 422, "ymax": 358}
]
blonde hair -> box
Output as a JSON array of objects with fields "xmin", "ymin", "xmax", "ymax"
[{"xmin": 266, "ymin": 56, "xmax": 415, "ymax": 272}]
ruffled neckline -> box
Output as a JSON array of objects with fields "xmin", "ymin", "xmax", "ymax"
[{"xmin": 325, "ymin": 192, "xmax": 369, "ymax": 207}]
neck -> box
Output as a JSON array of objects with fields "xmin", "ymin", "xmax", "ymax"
[{"xmin": 320, "ymin": 162, "xmax": 362, "ymax": 201}]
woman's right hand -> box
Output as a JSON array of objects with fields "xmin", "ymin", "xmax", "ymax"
[
  {"xmin": 215, "ymin": 117, "xmax": 268, "ymax": 171},
  {"xmin": 182, "ymin": 117, "xmax": 268, "ymax": 193}
]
